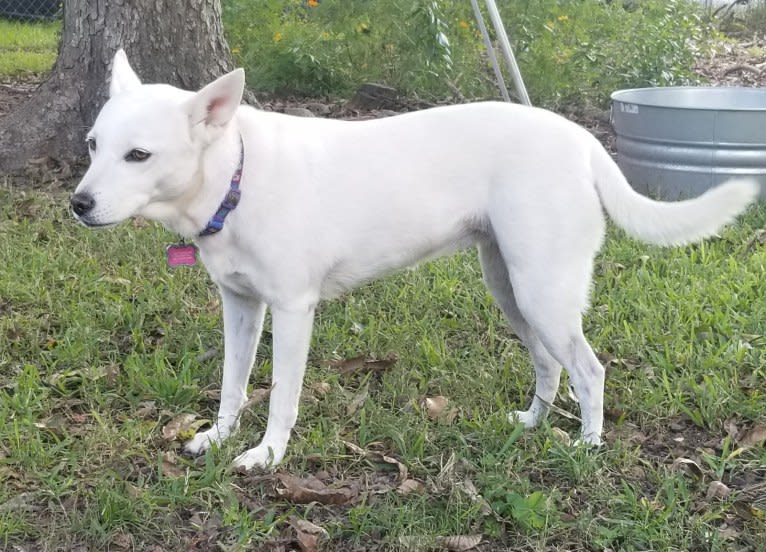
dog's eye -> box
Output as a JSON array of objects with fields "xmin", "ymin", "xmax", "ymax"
[
  {"xmin": 86, "ymin": 137, "xmax": 96, "ymax": 152},
  {"xmin": 125, "ymin": 148, "xmax": 151, "ymax": 162}
]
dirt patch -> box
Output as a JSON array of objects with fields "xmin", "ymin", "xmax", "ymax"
[{"xmin": 0, "ymin": 78, "xmax": 39, "ymax": 119}]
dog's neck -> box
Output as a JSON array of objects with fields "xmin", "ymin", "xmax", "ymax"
[{"xmin": 144, "ymin": 126, "xmax": 244, "ymax": 238}]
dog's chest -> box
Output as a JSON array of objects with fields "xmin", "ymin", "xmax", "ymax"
[{"xmin": 197, "ymin": 246, "xmax": 263, "ymax": 297}]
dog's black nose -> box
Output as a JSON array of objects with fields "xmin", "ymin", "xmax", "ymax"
[{"xmin": 70, "ymin": 192, "xmax": 95, "ymax": 216}]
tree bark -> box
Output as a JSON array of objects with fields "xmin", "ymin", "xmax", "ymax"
[{"xmin": 0, "ymin": 0, "xmax": 235, "ymax": 179}]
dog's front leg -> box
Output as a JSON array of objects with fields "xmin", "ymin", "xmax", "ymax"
[
  {"xmin": 232, "ymin": 305, "xmax": 316, "ymax": 470},
  {"xmin": 185, "ymin": 287, "xmax": 267, "ymax": 455}
]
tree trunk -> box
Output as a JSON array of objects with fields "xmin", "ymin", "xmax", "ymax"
[{"xmin": 0, "ymin": 0, "xmax": 235, "ymax": 179}]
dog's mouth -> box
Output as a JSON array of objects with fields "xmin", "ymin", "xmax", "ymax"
[{"xmin": 72, "ymin": 212, "xmax": 118, "ymax": 229}]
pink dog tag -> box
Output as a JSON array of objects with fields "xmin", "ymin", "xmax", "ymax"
[{"xmin": 166, "ymin": 243, "xmax": 197, "ymax": 268}]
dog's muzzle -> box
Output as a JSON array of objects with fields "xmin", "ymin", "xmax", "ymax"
[
  {"xmin": 70, "ymin": 192, "xmax": 113, "ymax": 228},
  {"xmin": 70, "ymin": 192, "xmax": 95, "ymax": 218}
]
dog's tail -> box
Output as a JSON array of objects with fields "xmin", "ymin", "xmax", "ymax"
[{"xmin": 591, "ymin": 142, "xmax": 759, "ymax": 246}]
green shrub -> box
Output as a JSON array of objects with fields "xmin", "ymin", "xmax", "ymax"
[{"xmin": 223, "ymin": 0, "xmax": 715, "ymax": 108}]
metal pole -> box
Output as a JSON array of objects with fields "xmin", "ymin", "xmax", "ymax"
[
  {"xmin": 483, "ymin": 0, "xmax": 531, "ymax": 105},
  {"xmin": 469, "ymin": 0, "xmax": 511, "ymax": 103}
]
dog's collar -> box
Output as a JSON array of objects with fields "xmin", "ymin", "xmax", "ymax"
[{"xmin": 198, "ymin": 135, "xmax": 245, "ymax": 237}]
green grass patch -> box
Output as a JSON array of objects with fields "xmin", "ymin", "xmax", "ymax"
[
  {"xmin": 223, "ymin": 0, "xmax": 715, "ymax": 107},
  {"xmin": 1, "ymin": 184, "xmax": 765, "ymax": 550},
  {"xmin": 0, "ymin": 19, "xmax": 59, "ymax": 77}
]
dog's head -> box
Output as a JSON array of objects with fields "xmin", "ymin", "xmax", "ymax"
[{"xmin": 70, "ymin": 49, "xmax": 245, "ymax": 229}]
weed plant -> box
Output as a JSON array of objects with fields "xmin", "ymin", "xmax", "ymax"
[{"xmin": 223, "ymin": 0, "xmax": 714, "ymax": 107}]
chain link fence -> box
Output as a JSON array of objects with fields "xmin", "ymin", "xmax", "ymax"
[{"xmin": 0, "ymin": 0, "xmax": 61, "ymax": 20}]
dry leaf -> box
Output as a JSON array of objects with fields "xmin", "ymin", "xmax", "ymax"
[
  {"xmin": 161, "ymin": 451, "xmax": 185, "ymax": 478},
  {"xmin": 161, "ymin": 413, "xmax": 203, "ymax": 442},
  {"xmin": 242, "ymin": 387, "xmax": 271, "ymax": 411},
  {"xmin": 733, "ymin": 500, "xmax": 766, "ymax": 521},
  {"xmin": 399, "ymin": 536, "xmax": 431, "ymax": 550},
  {"xmin": 456, "ymin": 478, "xmax": 493, "ymax": 516},
  {"xmin": 343, "ymin": 440, "xmax": 408, "ymax": 481},
  {"xmin": 723, "ymin": 418, "xmax": 740, "ymax": 440},
  {"xmin": 290, "ymin": 518, "xmax": 329, "ymax": 552},
  {"xmin": 397, "ymin": 479, "xmax": 426, "ymax": 496},
  {"xmin": 718, "ymin": 524, "xmax": 741, "ymax": 541},
  {"xmin": 424, "ymin": 396, "xmax": 449, "ymax": 419},
  {"xmin": 423, "ymin": 396, "xmax": 459, "ymax": 425},
  {"xmin": 346, "ymin": 385, "xmax": 369, "ymax": 416},
  {"xmin": 329, "ymin": 353, "xmax": 398, "ymax": 377},
  {"xmin": 329, "ymin": 355, "xmax": 366, "ymax": 374},
  {"xmin": 706, "ymin": 481, "xmax": 731, "ymax": 501},
  {"xmin": 671, "ymin": 457, "xmax": 704, "ymax": 479},
  {"xmin": 435, "ymin": 535, "xmax": 483, "ymax": 551},
  {"xmin": 550, "ymin": 427, "xmax": 572, "ymax": 447},
  {"xmin": 277, "ymin": 474, "xmax": 358, "ymax": 505},
  {"xmin": 311, "ymin": 382, "xmax": 332, "ymax": 396},
  {"xmin": 111, "ymin": 531, "xmax": 132, "ymax": 549},
  {"xmin": 738, "ymin": 424, "xmax": 766, "ymax": 448},
  {"xmin": 135, "ymin": 401, "xmax": 158, "ymax": 419}
]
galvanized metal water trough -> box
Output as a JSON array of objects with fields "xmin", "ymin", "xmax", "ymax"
[{"xmin": 610, "ymin": 86, "xmax": 766, "ymax": 200}]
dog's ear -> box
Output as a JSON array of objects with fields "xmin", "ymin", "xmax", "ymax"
[
  {"xmin": 185, "ymin": 69, "xmax": 245, "ymax": 128},
  {"xmin": 110, "ymin": 49, "xmax": 142, "ymax": 97}
]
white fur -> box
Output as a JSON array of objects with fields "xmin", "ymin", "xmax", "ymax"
[{"xmin": 72, "ymin": 51, "xmax": 759, "ymax": 470}]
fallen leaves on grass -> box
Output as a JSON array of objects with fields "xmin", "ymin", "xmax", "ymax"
[
  {"xmin": 671, "ymin": 457, "xmax": 704, "ymax": 479},
  {"xmin": 161, "ymin": 413, "xmax": 207, "ymax": 442},
  {"xmin": 399, "ymin": 534, "xmax": 482, "ymax": 551},
  {"xmin": 161, "ymin": 451, "xmax": 186, "ymax": 478},
  {"xmin": 135, "ymin": 400, "xmax": 158, "ymax": 419},
  {"xmin": 455, "ymin": 478, "xmax": 494, "ymax": 517},
  {"xmin": 327, "ymin": 353, "xmax": 398, "ymax": 377},
  {"xmin": 276, "ymin": 473, "xmax": 359, "ymax": 505},
  {"xmin": 0, "ymin": 492, "xmax": 38, "ymax": 514},
  {"xmin": 290, "ymin": 518, "xmax": 329, "ymax": 552},
  {"xmin": 550, "ymin": 427, "xmax": 572, "ymax": 447},
  {"xmin": 397, "ymin": 478, "xmax": 426, "ymax": 496},
  {"xmin": 346, "ymin": 384, "xmax": 369, "ymax": 416},
  {"xmin": 737, "ymin": 423, "xmax": 766, "ymax": 448},
  {"xmin": 242, "ymin": 386, "xmax": 272, "ymax": 411},
  {"xmin": 343, "ymin": 440, "xmax": 408, "ymax": 481},
  {"xmin": 707, "ymin": 480, "xmax": 732, "ymax": 501},
  {"xmin": 111, "ymin": 531, "xmax": 133, "ymax": 549},
  {"xmin": 311, "ymin": 381, "xmax": 332, "ymax": 396},
  {"xmin": 423, "ymin": 395, "xmax": 459, "ymax": 425}
]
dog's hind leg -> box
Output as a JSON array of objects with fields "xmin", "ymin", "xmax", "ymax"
[
  {"xmin": 478, "ymin": 240, "xmax": 562, "ymax": 429},
  {"xmin": 505, "ymin": 257, "xmax": 605, "ymax": 446},
  {"xmin": 185, "ymin": 288, "xmax": 267, "ymax": 455}
]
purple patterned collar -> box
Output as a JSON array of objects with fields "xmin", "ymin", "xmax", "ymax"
[{"xmin": 198, "ymin": 135, "xmax": 245, "ymax": 237}]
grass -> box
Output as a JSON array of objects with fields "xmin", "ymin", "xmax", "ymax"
[
  {"xmin": 1, "ymin": 184, "xmax": 765, "ymax": 550},
  {"xmin": 223, "ymin": 0, "xmax": 714, "ymax": 107},
  {"xmin": 0, "ymin": 4, "xmax": 765, "ymax": 551},
  {"xmin": 0, "ymin": 19, "xmax": 59, "ymax": 77}
]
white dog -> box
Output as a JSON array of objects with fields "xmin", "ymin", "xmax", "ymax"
[{"xmin": 71, "ymin": 50, "xmax": 757, "ymax": 470}]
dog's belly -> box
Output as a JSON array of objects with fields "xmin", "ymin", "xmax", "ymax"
[{"xmin": 318, "ymin": 228, "xmax": 482, "ymax": 298}]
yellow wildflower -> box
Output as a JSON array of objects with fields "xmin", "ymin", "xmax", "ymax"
[
  {"xmin": 273, "ymin": 31, "xmax": 283, "ymax": 43},
  {"xmin": 458, "ymin": 20, "xmax": 469, "ymax": 29},
  {"xmin": 557, "ymin": 15, "xmax": 569, "ymax": 21}
]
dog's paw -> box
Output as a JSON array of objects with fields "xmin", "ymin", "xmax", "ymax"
[
  {"xmin": 573, "ymin": 432, "xmax": 603, "ymax": 448},
  {"xmin": 509, "ymin": 409, "xmax": 540, "ymax": 429},
  {"xmin": 232, "ymin": 443, "xmax": 286, "ymax": 471},
  {"xmin": 184, "ymin": 424, "xmax": 231, "ymax": 455}
]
